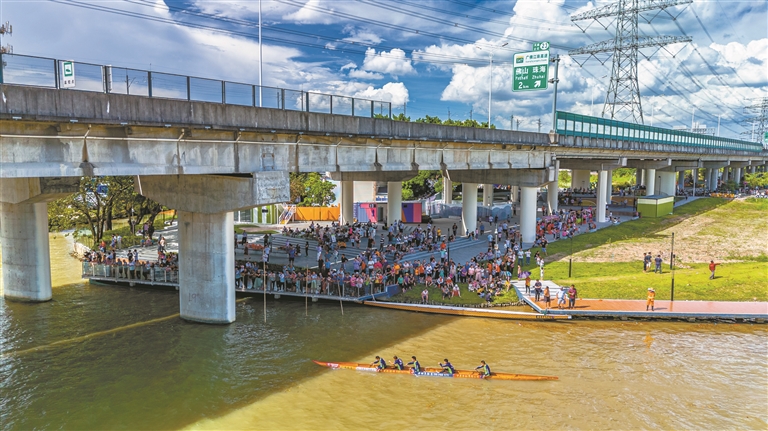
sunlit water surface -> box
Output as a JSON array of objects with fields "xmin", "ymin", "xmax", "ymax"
[{"xmin": 0, "ymin": 235, "xmax": 766, "ymax": 430}]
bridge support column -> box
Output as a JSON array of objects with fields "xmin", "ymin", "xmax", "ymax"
[
  {"xmin": 443, "ymin": 178, "xmax": 452, "ymax": 204},
  {"xmin": 387, "ymin": 182, "xmax": 402, "ymax": 225},
  {"xmin": 658, "ymin": 171, "xmax": 676, "ymax": 197},
  {"xmin": 605, "ymin": 169, "xmax": 613, "ymax": 204},
  {"xmin": 678, "ymin": 171, "xmax": 685, "ymax": 191},
  {"xmin": 340, "ymin": 180, "xmax": 354, "ymax": 225},
  {"xmin": 734, "ymin": 168, "xmax": 742, "ymax": 185},
  {"xmin": 137, "ymin": 173, "xmax": 289, "ymax": 324},
  {"xmin": 547, "ymin": 182, "xmax": 558, "ymax": 216},
  {"xmin": 723, "ymin": 167, "xmax": 730, "ymax": 182},
  {"xmin": 483, "ymin": 184, "xmax": 494, "ymax": 206},
  {"xmin": 1, "ymin": 202, "xmax": 52, "ymax": 302},
  {"xmin": 510, "ymin": 186, "xmax": 518, "ymax": 203},
  {"xmin": 596, "ymin": 170, "xmax": 608, "ymax": 223},
  {"xmin": 645, "ymin": 169, "xmax": 657, "ymax": 196},
  {"xmin": 177, "ymin": 210, "xmax": 235, "ymax": 324},
  {"xmin": 520, "ymin": 186, "xmax": 537, "ymax": 244},
  {"xmin": 709, "ymin": 169, "xmax": 716, "ymax": 190},
  {"xmin": 461, "ymin": 183, "xmax": 478, "ymax": 236},
  {"xmin": 571, "ymin": 170, "xmax": 591, "ymax": 191},
  {"xmin": 0, "ymin": 178, "xmax": 79, "ymax": 302}
]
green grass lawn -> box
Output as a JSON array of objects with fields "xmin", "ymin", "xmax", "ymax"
[
  {"xmin": 387, "ymin": 284, "xmax": 519, "ymax": 306},
  {"xmin": 546, "ymin": 261, "xmax": 768, "ymax": 302}
]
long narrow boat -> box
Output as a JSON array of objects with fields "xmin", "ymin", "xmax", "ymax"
[
  {"xmin": 313, "ymin": 360, "xmax": 558, "ymax": 381},
  {"xmin": 363, "ymin": 301, "xmax": 571, "ymax": 321}
]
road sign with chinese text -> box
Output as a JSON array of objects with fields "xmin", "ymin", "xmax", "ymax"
[
  {"xmin": 512, "ymin": 50, "xmax": 549, "ymax": 92},
  {"xmin": 61, "ymin": 61, "xmax": 75, "ymax": 88}
]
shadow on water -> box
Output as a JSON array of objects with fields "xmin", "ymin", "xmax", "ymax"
[{"xmin": 0, "ymin": 281, "xmax": 452, "ymax": 430}]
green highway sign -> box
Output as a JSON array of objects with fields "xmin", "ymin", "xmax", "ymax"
[
  {"xmin": 61, "ymin": 60, "xmax": 76, "ymax": 88},
  {"xmin": 512, "ymin": 50, "xmax": 550, "ymax": 92},
  {"xmin": 532, "ymin": 41, "xmax": 550, "ymax": 52}
]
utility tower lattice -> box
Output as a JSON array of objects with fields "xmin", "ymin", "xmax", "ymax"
[
  {"xmin": 569, "ymin": 0, "xmax": 692, "ymax": 124},
  {"xmin": 741, "ymin": 97, "xmax": 768, "ymax": 145}
]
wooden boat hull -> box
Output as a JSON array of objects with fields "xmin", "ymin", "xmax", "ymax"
[
  {"xmin": 313, "ymin": 361, "xmax": 558, "ymax": 381},
  {"xmin": 363, "ymin": 301, "xmax": 571, "ymax": 321}
]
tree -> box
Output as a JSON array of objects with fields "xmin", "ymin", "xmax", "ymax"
[
  {"xmin": 745, "ymin": 172, "xmax": 768, "ymax": 188},
  {"xmin": 47, "ymin": 176, "xmax": 164, "ymax": 245},
  {"xmin": 401, "ymin": 171, "xmax": 443, "ymax": 200},
  {"xmin": 290, "ymin": 173, "xmax": 336, "ymax": 206}
]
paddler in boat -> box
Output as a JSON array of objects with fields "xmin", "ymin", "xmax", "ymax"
[
  {"xmin": 371, "ymin": 356, "xmax": 387, "ymax": 370},
  {"xmin": 475, "ymin": 360, "xmax": 492, "ymax": 379},
  {"xmin": 407, "ymin": 356, "xmax": 421, "ymax": 373},
  {"xmin": 391, "ymin": 355, "xmax": 404, "ymax": 370},
  {"xmin": 438, "ymin": 358, "xmax": 455, "ymax": 375}
]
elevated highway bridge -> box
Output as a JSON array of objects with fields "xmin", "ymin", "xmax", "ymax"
[{"xmin": 1, "ymin": 53, "xmax": 765, "ymax": 323}]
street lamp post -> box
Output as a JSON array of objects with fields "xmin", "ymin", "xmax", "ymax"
[
  {"xmin": 670, "ymin": 232, "xmax": 675, "ymax": 302},
  {"xmin": 476, "ymin": 42, "xmax": 508, "ymax": 128},
  {"xmin": 568, "ymin": 232, "xmax": 573, "ymax": 277}
]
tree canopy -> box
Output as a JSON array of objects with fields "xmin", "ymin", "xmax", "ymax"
[{"xmin": 290, "ymin": 173, "xmax": 336, "ymax": 206}]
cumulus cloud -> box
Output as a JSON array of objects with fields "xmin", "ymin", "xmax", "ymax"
[
  {"xmin": 362, "ymin": 48, "xmax": 416, "ymax": 78},
  {"xmin": 351, "ymin": 82, "xmax": 410, "ymax": 106}
]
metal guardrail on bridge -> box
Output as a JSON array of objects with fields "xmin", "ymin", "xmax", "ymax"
[
  {"xmin": 0, "ymin": 53, "xmax": 392, "ymax": 119},
  {"xmin": 556, "ymin": 111, "xmax": 763, "ymax": 153}
]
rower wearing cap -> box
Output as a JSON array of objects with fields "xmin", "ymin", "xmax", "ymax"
[
  {"xmin": 391, "ymin": 355, "xmax": 404, "ymax": 370},
  {"xmin": 407, "ymin": 356, "xmax": 421, "ymax": 373},
  {"xmin": 646, "ymin": 288, "xmax": 656, "ymax": 311},
  {"xmin": 439, "ymin": 358, "xmax": 455, "ymax": 375},
  {"xmin": 371, "ymin": 356, "xmax": 386, "ymax": 370},
  {"xmin": 475, "ymin": 360, "xmax": 492, "ymax": 378}
]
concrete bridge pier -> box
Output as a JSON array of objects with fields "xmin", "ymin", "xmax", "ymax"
[
  {"xmin": 461, "ymin": 183, "xmax": 478, "ymax": 236},
  {"xmin": 483, "ymin": 184, "xmax": 494, "ymax": 207},
  {"xmin": 658, "ymin": 171, "xmax": 677, "ymax": 196},
  {"xmin": 340, "ymin": 181, "xmax": 354, "ymax": 225},
  {"xmin": 520, "ymin": 187, "xmax": 537, "ymax": 243},
  {"xmin": 0, "ymin": 178, "xmax": 79, "ymax": 301},
  {"xmin": 678, "ymin": 171, "xmax": 685, "ymax": 190},
  {"xmin": 387, "ymin": 182, "xmax": 402, "ymax": 225},
  {"xmin": 596, "ymin": 171, "xmax": 608, "ymax": 223},
  {"xmin": 443, "ymin": 178, "xmax": 452, "ymax": 204},
  {"xmin": 571, "ymin": 170, "xmax": 591, "ymax": 190},
  {"xmin": 547, "ymin": 161, "xmax": 560, "ymax": 215},
  {"xmin": 645, "ymin": 169, "xmax": 657, "ymax": 195},
  {"xmin": 605, "ymin": 169, "xmax": 613, "ymax": 199},
  {"xmin": 137, "ymin": 173, "xmax": 289, "ymax": 324}
]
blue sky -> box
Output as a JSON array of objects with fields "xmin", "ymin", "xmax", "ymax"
[{"xmin": 3, "ymin": 0, "xmax": 767, "ymax": 139}]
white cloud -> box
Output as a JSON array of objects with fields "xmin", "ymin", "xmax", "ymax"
[
  {"xmin": 362, "ymin": 48, "xmax": 415, "ymax": 78},
  {"xmin": 282, "ymin": 0, "xmax": 336, "ymax": 24},
  {"xmin": 353, "ymin": 82, "xmax": 410, "ymax": 106},
  {"xmin": 348, "ymin": 69, "xmax": 384, "ymax": 80}
]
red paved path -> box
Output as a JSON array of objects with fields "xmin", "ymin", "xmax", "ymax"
[{"xmin": 528, "ymin": 297, "xmax": 768, "ymax": 316}]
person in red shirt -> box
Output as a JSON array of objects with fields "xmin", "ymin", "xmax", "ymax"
[{"xmin": 709, "ymin": 260, "xmax": 721, "ymax": 280}]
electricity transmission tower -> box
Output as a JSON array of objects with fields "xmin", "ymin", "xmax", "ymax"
[
  {"xmin": 741, "ymin": 97, "xmax": 768, "ymax": 145},
  {"xmin": 568, "ymin": 0, "xmax": 692, "ymax": 124}
]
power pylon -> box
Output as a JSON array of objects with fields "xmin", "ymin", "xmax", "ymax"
[
  {"xmin": 568, "ymin": 0, "xmax": 692, "ymax": 124},
  {"xmin": 741, "ymin": 97, "xmax": 768, "ymax": 145}
]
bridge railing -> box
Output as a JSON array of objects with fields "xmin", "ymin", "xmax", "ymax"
[
  {"xmin": 556, "ymin": 111, "xmax": 763, "ymax": 153},
  {"xmin": 82, "ymin": 261, "xmax": 179, "ymax": 285},
  {"xmin": 0, "ymin": 53, "xmax": 392, "ymax": 119}
]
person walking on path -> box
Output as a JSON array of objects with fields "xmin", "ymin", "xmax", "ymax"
[
  {"xmin": 646, "ymin": 288, "xmax": 656, "ymax": 311},
  {"xmin": 644, "ymin": 252, "xmax": 652, "ymax": 272},
  {"xmin": 709, "ymin": 260, "xmax": 721, "ymax": 279}
]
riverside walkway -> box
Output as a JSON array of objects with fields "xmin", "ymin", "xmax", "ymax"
[{"xmin": 512, "ymin": 281, "xmax": 768, "ymax": 322}]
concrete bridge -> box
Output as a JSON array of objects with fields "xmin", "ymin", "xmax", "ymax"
[{"xmin": 1, "ymin": 79, "xmax": 765, "ymax": 324}]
